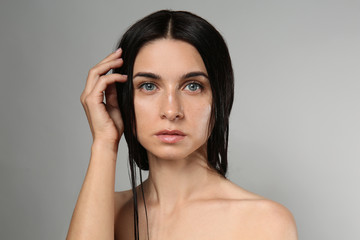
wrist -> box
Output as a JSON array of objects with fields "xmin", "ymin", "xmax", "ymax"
[{"xmin": 91, "ymin": 139, "xmax": 119, "ymax": 153}]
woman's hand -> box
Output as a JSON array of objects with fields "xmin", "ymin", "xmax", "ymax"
[
  {"xmin": 68, "ymin": 50, "xmax": 124, "ymax": 238},
  {"xmin": 80, "ymin": 48, "xmax": 127, "ymax": 146}
]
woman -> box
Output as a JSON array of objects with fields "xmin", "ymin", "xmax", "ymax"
[{"xmin": 67, "ymin": 10, "xmax": 297, "ymax": 240}]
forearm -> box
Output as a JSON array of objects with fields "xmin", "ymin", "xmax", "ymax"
[{"xmin": 67, "ymin": 141, "xmax": 118, "ymax": 240}]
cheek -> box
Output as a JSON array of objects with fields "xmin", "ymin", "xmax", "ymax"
[
  {"xmin": 134, "ymin": 97, "xmax": 153, "ymax": 133},
  {"xmin": 189, "ymin": 102, "xmax": 212, "ymax": 136}
]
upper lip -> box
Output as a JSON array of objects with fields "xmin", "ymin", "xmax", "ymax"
[{"xmin": 155, "ymin": 129, "xmax": 186, "ymax": 136}]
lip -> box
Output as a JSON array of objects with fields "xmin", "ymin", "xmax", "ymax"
[
  {"xmin": 155, "ymin": 129, "xmax": 186, "ymax": 136},
  {"xmin": 155, "ymin": 129, "xmax": 186, "ymax": 143}
]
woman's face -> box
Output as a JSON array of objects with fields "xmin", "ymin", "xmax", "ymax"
[{"xmin": 132, "ymin": 39, "xmax": 212, "ymax": 161}]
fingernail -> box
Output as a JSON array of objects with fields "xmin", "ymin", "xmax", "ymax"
[{"xmin": 115, "ymin": 48, "xmax": 122, "ymax": 53}]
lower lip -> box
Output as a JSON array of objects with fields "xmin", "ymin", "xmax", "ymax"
[{"xmin": 156, "ymin": 135, "xmax": 185, "ymax": 143}]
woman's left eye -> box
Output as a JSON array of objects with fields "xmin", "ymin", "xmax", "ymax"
[{"xmin": 184, "ymin": 82, "xmax": 202, "ymax": 92}]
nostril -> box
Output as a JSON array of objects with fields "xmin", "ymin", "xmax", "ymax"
[{"xmin": 160, "ymin": 111, "xmax": 184, "ymax": 121}]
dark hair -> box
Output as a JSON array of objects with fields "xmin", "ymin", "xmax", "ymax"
[{"xmin": 114, "ymin": 9, "xmax": 234, "ymax": 240}]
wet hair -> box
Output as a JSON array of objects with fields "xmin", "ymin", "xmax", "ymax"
[{"xmin": 114, "ymin": 9, "xmax": 234, "ymax": 240}]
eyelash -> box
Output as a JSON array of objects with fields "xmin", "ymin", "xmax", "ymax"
[
  {"xmin": 138, "ymin": 81, "xmax": 204, "ymax": 92},
  {"xmin": 138, "ymin": 82, "xmax": 157, "ymax": 92},
  {"xmin": 184, "ymin": 82, "xmax": 203, "ymax": 92}
]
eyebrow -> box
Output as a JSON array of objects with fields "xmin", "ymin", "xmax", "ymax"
[{"xmin": 133, "ymin": 71, "xmax": 209, "ymax": 80}]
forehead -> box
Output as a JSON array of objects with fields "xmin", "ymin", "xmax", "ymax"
[{"xmin": 133, "ymin": 39, "xmax": 207, "ymax": 76}]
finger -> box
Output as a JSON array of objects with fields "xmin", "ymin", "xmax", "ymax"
[
  {"xmin": 88, "ymin": 73, "xmax": 127, "ymax": 104},
  {"xmin": 97, "ymin": 48, "xmax": 123, "ymax": 65},
  {"xmin": 84, "ymin": 59, "xmax": 125, "ymax": 96},
  {"xmin": 89, "ymin": 58, "xmax": 124, "ymax": 78}
]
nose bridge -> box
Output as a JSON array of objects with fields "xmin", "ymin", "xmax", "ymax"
[{"xmin": 160, "ymin": 85, "xmax": 183, "ymax": 120}]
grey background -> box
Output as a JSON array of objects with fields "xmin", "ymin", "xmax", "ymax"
[{"xmin": 1, "ymin": 0, "xmax": 359, "ymax": 239}]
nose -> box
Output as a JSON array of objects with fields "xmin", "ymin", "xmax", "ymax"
[{"xmin": 160, "ymin": 91, "xmax": 184, "ymax": 121}]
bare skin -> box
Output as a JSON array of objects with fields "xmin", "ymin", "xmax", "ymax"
[
  {"xmin": 67, "ymin": 39, "xmax": 297, "ymax": 240},
  {"xmin": 115, "ymin": 39, "xmax": 297, "ymax": 240},
  {"xmin": 115, "ymin": 181, "xmax": 297, "ymax": 240}
]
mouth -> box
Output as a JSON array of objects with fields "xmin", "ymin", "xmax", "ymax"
[
  {"xmin": 155, "ymin": 130, "xmax": 186, "ymax": 136},
  {"xmin": 155, "ymin": 129, "xmax": 186, "ymax": 143}
]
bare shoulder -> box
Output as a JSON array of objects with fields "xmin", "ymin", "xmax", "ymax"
[
  {"xmin": 218, "ymin": 180, "xmax": 298, "ymax": 239},
  {"xmin": 240, "ymin": 199, "xmax": 297, "ymax": 239}
]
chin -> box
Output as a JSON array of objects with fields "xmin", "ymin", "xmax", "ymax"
[
  {"xmin": 148, "ymin": 148, "xmax": 190, "ymax": 161},
  {"xmin": 146, "ymin": 143, "xmax": 207, "ymax": 162}
]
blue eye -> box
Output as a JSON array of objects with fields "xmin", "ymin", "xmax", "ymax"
[
  {"xmin": 185, "ymin": 82, "xmax": 202, "ymax": 92},
  {"xmin": 140, "ymin": 82, "xmax": 156, "ymax": 91}
]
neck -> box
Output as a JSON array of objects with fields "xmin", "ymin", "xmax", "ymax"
[{"xmin": 141, "ymin": 147, "xmax": 223, "ymax": 214}]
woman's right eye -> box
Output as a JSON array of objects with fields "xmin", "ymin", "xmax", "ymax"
[{"xmin": 139, "ymin": 82, "xmax": 157, "ymax": 92}]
